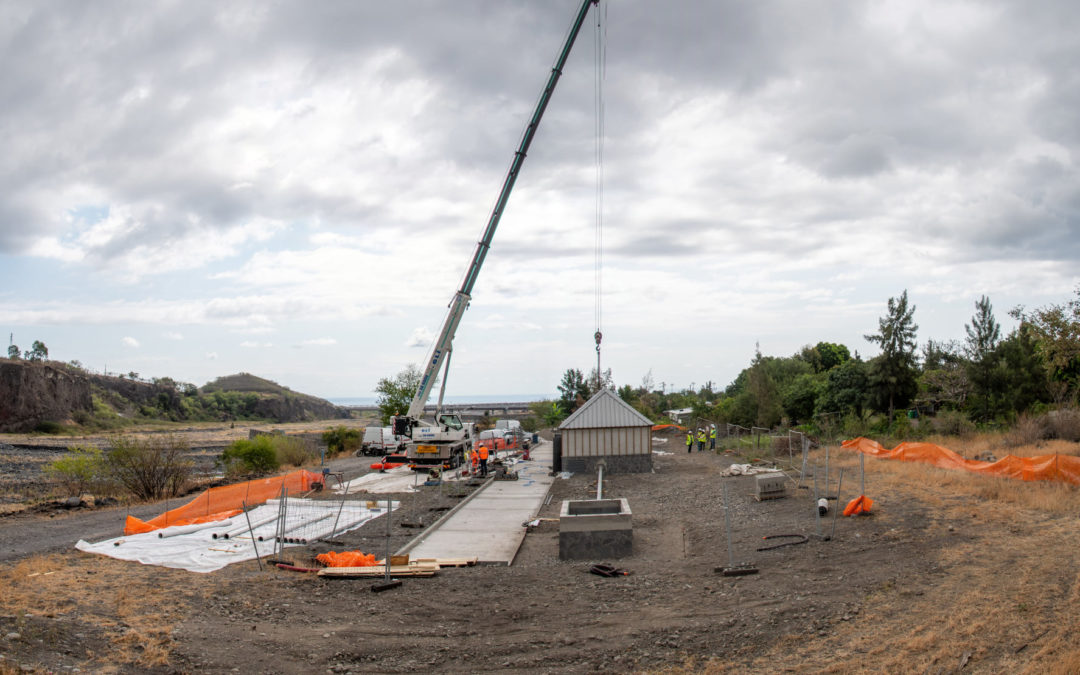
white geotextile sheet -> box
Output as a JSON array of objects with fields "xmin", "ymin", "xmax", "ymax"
[
  {"xmin": 720, "ymin": 463, "xmax": 782, "ymax": 477},
  {"xmin": 336, "ymin": 466, "xmax": 419, "ymax": 494},
  {"xmin": 76, "ymin": 498, "xmax": 397, "ymax": 573}
]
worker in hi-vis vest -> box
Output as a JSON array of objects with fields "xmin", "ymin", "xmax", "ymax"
[
  {"xmin": 685, "ymin": 430, "xmax": 693, "ymax": 454},
  {"xmin": 696, "ymin": 429, "xmax": 706, "ymax": 452},
  {"xmin": 478, "ymin": 443, "xmax": 489, "ymax": 477},
  {"xmin": 709, "ymin": 425, "xmax": 717, "ymax": 451}
]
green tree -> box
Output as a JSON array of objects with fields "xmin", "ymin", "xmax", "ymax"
[
  {"xmin": 965, "ymin": 296, "xmax": 1003, "ymax": 421},
  {"xmin": 781, "ymin": 373, "xmax": 822, "ymax": 424},
  {"xmin": 25, "ymin": 340, "xmax": 48, "ymax": 362},
  {"xmin": 865, "ymin": 290, "xmax": 919, "ymax": 419},
  {"xmin": 819, "ymin": 358, "xmax": 869, "ymax": 418},
  {"xmin": 1017, "ymin": 288, "xmax": 1080, "ymax": 400},
  {"xmin": 375, "ymin": 364, "xmax": 423, "ymax": 425},
  {"xmin": 7, "ymin": 343, "xmax": 19, "ymax": 359},
  {"xmin": 557, "ymin": 368, "xmax": 591, "ymax": 414},
  {"xmin": 800, "ymin": 342, "xmax": 851, "ymax": 373},
  {"xmin": 917, "ymin": 339, "xmax": 970, "ymax": 414},
  {"xmin": 997, "ymin": 323, "xmax": 1051, "ymax": 413}
]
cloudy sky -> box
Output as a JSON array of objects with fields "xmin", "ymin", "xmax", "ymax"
[{"xmin": 2, "ymin": 0, "xmax": 1078, "ymax": 401}]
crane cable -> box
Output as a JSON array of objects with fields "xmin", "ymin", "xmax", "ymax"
[{"xmin": 593, "ymin": 1, "xmax": 607, "ymax": 390}]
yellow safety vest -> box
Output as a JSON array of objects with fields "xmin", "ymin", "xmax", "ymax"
[
  {"xmin": 709, "ymin": 428, "xmax": 716, "ymax": 439},
  {"xmin": 697, "ymin": 432, "xmax": 705, "ymax": 443},
  {"xmin": 686, "ymin": 433, "xmax": 693, "ymax": 445}
]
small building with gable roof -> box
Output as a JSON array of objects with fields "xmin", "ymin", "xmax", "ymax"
[{"xmin": 557, "ymin": 388, "xmax": 653, "ymax": 474}]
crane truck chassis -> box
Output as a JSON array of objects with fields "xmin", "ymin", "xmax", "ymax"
[{"xmin": 393, "ymin": 0, "xmax": 599, "ymax": 469}]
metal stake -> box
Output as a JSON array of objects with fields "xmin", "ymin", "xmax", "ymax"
[
  {"xmin": 384, "ymin": 496, "xmax": 392, "ymax": 584},
  {"xmin": 242, "ymin": 500, "xmax": 263, "ymax": 571},
  {"xmin": 860, "ymin": 453, "xmax": 865, "ymax": 496},
  {"xmin": 829, "ymin": 468, "xmax": 844, "ymax": 541},
  {"xmin": 723, "ymin": 482, "xmax": 734, "ymax": 568},
  {"xmin": 813, "ymin": 464, "xmax": 821, "ymax": 539}
]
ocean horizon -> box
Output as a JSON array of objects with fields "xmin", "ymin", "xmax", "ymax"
[{"xmin": 328, "ymin": 394, "xmax": 552, "ymax": 407}]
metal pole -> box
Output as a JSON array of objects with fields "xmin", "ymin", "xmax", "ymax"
[
  {"xmin": 829, "ymin": 468, "xmax": 844, "ymax": 541},
  {"xmin": 242, "ymin": 500, "xmax": 263, "ymax": 571},
  {"xmin": 384, "ymin": 497, "xmax": 392, "ymax": 583},
  {"xmin": 596, "ymin": 464, "xmax": 603, "ymax": 500},
  {"xmin": 722, "ymin": 482, "xmax": 735, "ymax": 569},
  {"xmin": 813, "ymin": 464, "xmax": 821, "ymax": 539},
  {"xmin": 824, "ymin": 444, "xmax": 830, "ymax": 496},
  {"xmin": 860, "ymin": 453, "xmax": 865, "ymax": 496}
]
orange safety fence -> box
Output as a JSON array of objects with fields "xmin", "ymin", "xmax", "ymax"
[
  {"xmin": 123, "ymin": 469, "xmax": 324, "ymax": 535},
  {"xmin": 841, "ymin": 437, "xmax": 1080, "ymax": 486},
  {"xmin": 316, "ymin": 550, "xmax": 378, "ymax": 567},
  {"xmin": 651, "ymin": 424, "xmax": 687, "ymax": 432}
]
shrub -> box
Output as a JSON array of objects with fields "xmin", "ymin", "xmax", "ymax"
[
  {"xmin": 1004, "ymin": 413, "xmax": 1048, "ymax": 448},
  {"xmin": 221, "ymin": 437, "xmax": 280, "ymax": 475},
  {"xmin": 103, "ymin": 435, "xmax": 193, "ymax": 500},
  {"xmin": 34, "ymin": 420, "xmax": 65, "ymax": 434},
  {"xmin": 275, "ymin": 436, "xmax": 316, "ymax": 467},
  {"xmin": 322, "ymin": 426, "xmax": 362, "ymax": 456},
  {"xmin": 930, "ymin": 410, "xmax": 976, "ymax": 437},
  {"xmin": 1047, "ymin": 407, "xmax": 1080, "ymax": 442},
  {"xmin": 45, "ymin": 445, "xmax": 105, "ymax": 498}
]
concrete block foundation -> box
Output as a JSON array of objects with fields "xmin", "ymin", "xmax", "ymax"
[
  {"xmin": 563, "ymin": 454, "xmax": 652, "ymax": 475},
  {"xmin": 558, "ymin": 497, "xmax": 633, "ymax": 560}
]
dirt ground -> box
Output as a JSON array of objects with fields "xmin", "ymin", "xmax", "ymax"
[{"xmin": 2, "ymin": 430, "xmax": 1080, "ymax": 674}]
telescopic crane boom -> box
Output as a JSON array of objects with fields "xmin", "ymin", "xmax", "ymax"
[{"xmin": 395, "ymin": 0, "xmax": 600, "ymax": 468}]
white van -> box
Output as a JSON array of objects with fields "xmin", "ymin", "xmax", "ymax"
[{"xmin": 359, "ymin": 427, "xmax": 405, "ymax": 456}]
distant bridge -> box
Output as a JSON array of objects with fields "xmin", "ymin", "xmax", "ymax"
[{"xmin": 343, "ymin": 401, "xmax": 536, "ymax": 416}]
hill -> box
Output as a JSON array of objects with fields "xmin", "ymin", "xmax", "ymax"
[{"xmin": 0, "ymin": 360, "xmax": 349, "ymax": 433}]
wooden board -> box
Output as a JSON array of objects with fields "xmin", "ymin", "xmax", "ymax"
[
  {"xmin": 412, "ymin": 557, "xmax": 478, "ymax": 568},
  {"xmin": 318, "ymin": 564, "xmax": 438, "ymax": 578}
]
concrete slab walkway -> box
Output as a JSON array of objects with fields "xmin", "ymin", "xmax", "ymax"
[{"xmin": 400, "ymin": 442, "xmax": 554, "ymax": 565}]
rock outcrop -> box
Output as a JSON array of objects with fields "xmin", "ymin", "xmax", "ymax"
[{"xmin": 0, "ymin": 360, "xmax": 93, "ymax": 432}]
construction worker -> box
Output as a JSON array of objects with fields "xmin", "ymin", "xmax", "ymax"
[
  {"xmin": 709, "ymin": 425, "xmax": 717, "ymax": 451},
  {"xmin": 696, "ymin": 428, "xmax": 706, "ymax": 452},
  {"xmin": 686, "ymin": 430, "xmax": 693, "ymax": 454},
  {"xmin": 478, "ymin": 443, "xmax": 489, "ymax": 477}
]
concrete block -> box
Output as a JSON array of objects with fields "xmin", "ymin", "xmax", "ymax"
[{"xmin": 558, "ymin": 498, "xmax": 633, "ymax": 560}]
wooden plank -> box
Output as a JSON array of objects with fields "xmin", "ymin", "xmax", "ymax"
[
  {"xmin": 412, "ymin": 557, "xmax": 478, "ymax": 568},
  {"xmin": 318, "ymin": 564, "xmax": 438, "ymax": 578}
]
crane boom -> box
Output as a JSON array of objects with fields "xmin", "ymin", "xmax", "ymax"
[{"xmin": 405, "ymin": 0, "xmax": 600, "ymax": 421}]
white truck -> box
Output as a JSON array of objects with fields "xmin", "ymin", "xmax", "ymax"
[
  {"xmin": 358, "ymin": 427, "xmax": 406, "ymax": 456},
  {"xmin": 393, "ymin": 0, "xmax": 598, "ymax": 471}
]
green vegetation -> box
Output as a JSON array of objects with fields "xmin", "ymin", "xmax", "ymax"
[
  {"xmin": 322, "ymin": 426, "xmax": 362, "ymax": 455},
  {"xmin": 219, "ymin": 434, "xmax": 316, "ymax": 475},
  {"xmin": 375, "ymin": 365, "xmax": 422, "ymax": 425},
  {"xmin": 102, "ymin": 436, "xmax": 193, "ymax": 501},
  {"xmin": 220, "ymin": 437, "xmax": 280, "ymax": 474},
  {"xmin": 45, "ymin": 445, "xmax": 105, "ymax": 498},
  {"xmin": 533, "ymin": 287, "xmax": 1080, "ymax": 442}
]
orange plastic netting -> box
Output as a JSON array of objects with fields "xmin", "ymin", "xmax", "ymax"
[
  {"xmin": 123, "ymin": 469, "xmax": 323, "ymax": 535},
  {"xmin": 841, "ymin": 437, "xmax": 1080, "ymax": 486},
  {"xmin": 316, "ymin": 550, "xmax": 378, "ymax": 567}
]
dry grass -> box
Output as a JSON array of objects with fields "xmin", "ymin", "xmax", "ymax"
[
  {"xmin": 0, "ymin": 554, "xmax": 198, "ymax": 669},
  {"xmin": 735, "ymin": 433, "xmax": 1080, "ymax": 673}
]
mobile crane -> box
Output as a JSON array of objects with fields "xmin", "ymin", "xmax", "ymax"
[{"xmin": 393, "ymin": 0, "xmax": 600, "ymax": 470}]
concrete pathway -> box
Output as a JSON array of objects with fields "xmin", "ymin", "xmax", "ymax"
[{"xmin": 400, "ymin": 442, "xmax": 554, "ymax": 565}]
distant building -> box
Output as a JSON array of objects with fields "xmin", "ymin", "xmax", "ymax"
[
  {"xmin": 557, "ymin": 389, "xmax": 653, "ymax": 474},
  {"xmin": 663, "ymin": 407, "xmax": 693, "ymax": 423}
]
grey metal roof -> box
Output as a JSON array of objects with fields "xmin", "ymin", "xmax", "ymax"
[{"xmin": 558, "ymin": 388, "xmax": 654, "ymax": 430}]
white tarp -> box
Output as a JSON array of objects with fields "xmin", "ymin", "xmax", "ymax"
[{"xmin": 76, "ymin": 498, "xmax": 397, "ymax": 574}]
